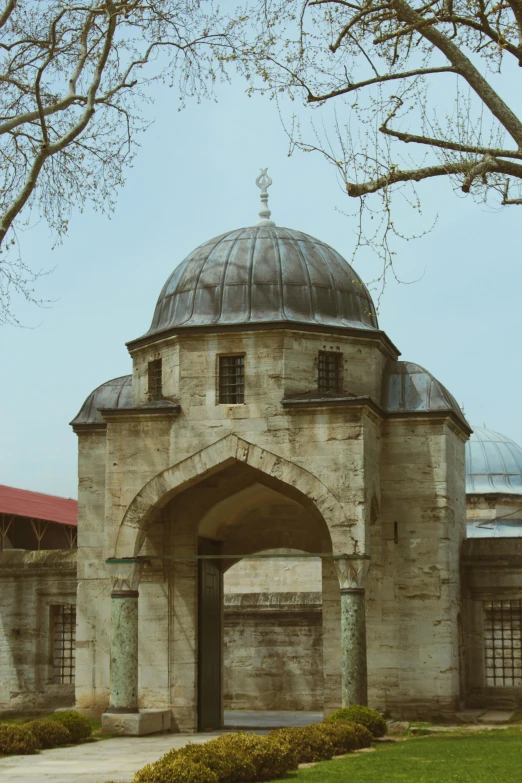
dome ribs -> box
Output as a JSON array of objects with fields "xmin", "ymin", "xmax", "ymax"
[{"xmin": 137, "ymin": 225, "xmax": 383, "ymax": 339}]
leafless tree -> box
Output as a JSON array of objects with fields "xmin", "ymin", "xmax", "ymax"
[
  {"xmin": 240, "ymin": 0, "xmax": 522, "ymax": 293},
  {"xmin": 0, "ymin": 0, "xmax": 234, "ymax": 324}
]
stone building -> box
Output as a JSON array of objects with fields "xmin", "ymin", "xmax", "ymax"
[
  {"xmin": 462, "ymin": 426, "xmax": 522, "ymax": 709},
  {"xmin": 0, "ymin": 486, "xmax": 77, "ymax": 713},
  {"xmin": 68, "ymin": 175, "xmax": 471, "ymax": 734},
  {"xmin": 1, "ymin": 176, "xmax": 522, "ymax": 729}
]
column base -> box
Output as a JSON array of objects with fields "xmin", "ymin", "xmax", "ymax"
[{"xmin": 102, "ymin": 709, "xmax": 171, "ymax": 736}]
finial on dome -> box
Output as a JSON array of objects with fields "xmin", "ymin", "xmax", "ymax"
[{"xmin": 255, "ymin": 168, "xmax": 276, "ymax": 227}]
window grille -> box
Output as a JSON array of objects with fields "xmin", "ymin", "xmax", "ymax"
[
  {"xmin": 52, "ymin": 604, "xmax": 76, "ymax": 685},
  {"xmin": 218, "ymin": 355, "xmax": 244, "ymax": 404},
  {"xmin": 484, "ymin": 600, "xmax": 522, "ymax": 687},
  {"xmin": 317, "ymin": 351, "xmax": 342, "ymax": 394},
  {"xmin": 148, "ymin": 359, "xmax": 163, "ymax": 401}
]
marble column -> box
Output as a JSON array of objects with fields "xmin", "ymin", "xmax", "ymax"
[
  {"xmin": 108, "ymin": 589, "xmax": 139, "ymax": 713},
  {"xmin": 106, "ymin": 558, "xmax": 145, "ymax": 714},
  {"xmin": 335, "ymin": 556, "xmax": 370, "ymax": 707}
]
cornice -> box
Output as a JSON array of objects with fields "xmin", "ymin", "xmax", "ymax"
[
  {"xmin": 99, "ymin": 401, "xmax": 181, "ymax": 424},
  {"xmin": 126, "ymin": 322, "xmax": 400, "ymax": 360},
  {"xmin": 281, "ymin": 394, "xmax": 385, "ymax": 420}
]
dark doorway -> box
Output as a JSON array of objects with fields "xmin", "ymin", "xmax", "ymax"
[{"xmin": 198, "ymin": 537, "xmax": 222, "ymax": 730}]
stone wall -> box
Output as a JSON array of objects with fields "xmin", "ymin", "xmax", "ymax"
[
  {"xmin": 366, "ymin": 418, "xmax": 466, "ymax": 718},
  {"xmin": 223, "ymin": 593, "xmax": 323, "ymax": 711},
  {"xmin": 0, "ymin": 550, "xmax": 77, "ymax": 714}
]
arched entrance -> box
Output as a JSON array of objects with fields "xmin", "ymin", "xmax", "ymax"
[
  {"xmin": 105, "ymin": 436, "xmax": 369, "ymax": 733},
  {"xmin": 167, "ymin": 457, "xmax": 334, "ymax": 731}
]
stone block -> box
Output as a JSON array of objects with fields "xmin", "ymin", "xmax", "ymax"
[{"xmin": 102, "ymin": 709, "xmax": 171, "ymax": 736}]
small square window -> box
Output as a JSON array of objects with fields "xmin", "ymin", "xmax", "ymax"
[
  {"xmin": 51, "ymin": 604, "xmax": 76, "ymax": 685},
  {"xmin": 317, "ymin": 351, "xmax": 342, "ymax": 394},
  {"xmin": 148, "ymin": 359, "xmax": 162, "ymax": 401},
  {"xmin": 219, "ymin": 356, "xmax": 244, "ymax": 404}
]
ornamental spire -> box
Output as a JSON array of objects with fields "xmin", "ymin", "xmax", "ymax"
[{"xmin": 255, "ymin": 168, "xmax": 275, "ymax": 226}]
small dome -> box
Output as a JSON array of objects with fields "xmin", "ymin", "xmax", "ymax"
[
  {"xmin": 382, "ymin": 360, "xmax": 468, "ymax": 427},
  {"xmin": 466, "ymin": 426, "xmax": 522, "ymax": 495},
  {"xmin": 70, "ymin": 375, "xmax": 132, "ymax": 428},
  {"xmin": 141, "ymin": 226, "xmax": 378, "ymax": 340}
]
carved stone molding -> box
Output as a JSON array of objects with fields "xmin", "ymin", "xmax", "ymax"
[
  {"xmin": 106, "ymin": 557, "xmax": 147, "ymax": 594},
  {"xmin": 335, "ymin": 556, "xmax": 370, "ymax": 592}
]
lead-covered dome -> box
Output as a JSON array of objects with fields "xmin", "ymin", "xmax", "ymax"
[
  {"xmin": 466, "ymin": 426, "xmax": 522, "ymax": 495},
  {"xmin": 141, "ymin": 226, "xmax": 378, "ymax": 340}
]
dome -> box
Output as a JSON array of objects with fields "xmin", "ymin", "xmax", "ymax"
[
  {"xmin": 139, "ymin": 226, "xmax": 378, "ymax": 341},
  {"xmin": 70, "ymin": 375, "xmax": 132, "ymax": 428},
  {"xmin": 382, "ymin": 361, "xmax": 469, "ymax": 429},
  {"xmin": 466, "ymin": 426, "xmax": 522, "ymax": 495}
]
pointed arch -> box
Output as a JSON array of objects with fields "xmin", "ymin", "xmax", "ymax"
[{"xmin": 113, "ymin": 434, "xmax": 353, "ymax": 558}]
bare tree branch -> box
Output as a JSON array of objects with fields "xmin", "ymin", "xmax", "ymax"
[
  {"xmin": 0, "ymin": 0, "xmax": 237, "ymax": 324},
  {"xmin": 307, "ymin": 65, "xmax": 456, "ymax": 102}
]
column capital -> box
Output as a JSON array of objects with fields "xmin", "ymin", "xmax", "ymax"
[
  {"xmin": 334, "ymin": 555, "xmax": 370, "ymax": 592},
  {"xmin": 106, "ymin": 556, "xmax": 147, "ymax": 593}
]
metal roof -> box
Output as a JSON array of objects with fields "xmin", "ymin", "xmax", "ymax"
[
  {"xmin": 0, "ymin": 485, "xmax": 78, "ymax": 526},
  {"xmin": 466, "ymin": 426, "xmax": 522, "ymax": 495},
  {"xmin": 70, "ymin": 375, "xmax": 132, "ymax": 428},
  {"xmin": 381, "ymin": 360, "xmax": 469, "ymax": 428},
  {"xmin": 136, "ymin": 226, "xmax": 379, "ymax": 342}
]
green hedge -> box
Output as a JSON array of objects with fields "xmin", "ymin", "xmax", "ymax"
[
  {"xmin": 0, "ymin": 724, "xmax": 37, "ymax": 755},
  {"xmin": 314, "ymin": 721, "xmax": 372, "ymax": 754},
  {"xmin": 327, "ymin": 705, "xmax": 387, "ymax": 738},
  {"xmin": 134, "ymin": 733, "xmax": 298, "ymax": 783},
  {"xmin": 270, "ymin": 725, "xmax": 334, "ymax": 764},
  {"xmin": 131, "ymin": 714, "xmax": 376, "ymax": 783},
  {"xmin": 134, "ymin": 758, "xmax": 219, "ymax": 783},
  {"xmin": 24, "ymin": 719, "xmax": 71, "ymax": 749},
  {"xmin": 48, "ymin": 710, "xmax": 92, "ymax": 743}
]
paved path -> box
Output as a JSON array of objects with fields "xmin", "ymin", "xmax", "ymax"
[
  {"xmin": 0, "ymin": 711, "xmax": 321, "ymax": 783},
  {"xmin": 0, "ymin": 732, "xmax": 221, "ymax": 783}
]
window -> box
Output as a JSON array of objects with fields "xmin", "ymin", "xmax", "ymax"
[
  {"xmin": 52, "ymin": 604, "xmax": 76, "ymax": 685},
  {"xmin": 148, "ymin": 359, "xmax": 162, "ymax": 401},
  {"xmin": 218, "ymin": 355, "xmax": 244, "ymax": 404},
  {"xmin": 317, "ymin": 351, "xmax": 342, "ymax": 394},
  {"xmin": 484, "ymin": 600, "xmax": 522, "ymax": 687}
]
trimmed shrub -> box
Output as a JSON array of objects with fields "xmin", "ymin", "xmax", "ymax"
[
  {"xmin": 25, "ymin": 719, "xmax": 71, "ymax": 749},
  {"xmin": 349, "ymin": 721, "xmax": 373, "ymax": 748},
  {"xmin": 314, "ymin": 721, "xmax": 372, "ymax": 754},
  {"xmin": 327, "ymin": 705, "xmax": 387, "ymax": 738},
  {"xmin": 0, "ymin": 724, "xmax": 37, "ymax": 755},
  {"xmin": 162, "ymin": 738, "xmax": 257, "ymax": 783},
  {"xmin": 209, "ymin": 732, "xmax": 298, "ymax": 781},
  {"xmin": 161, "ymin": 733, "xmax": 297, "ymax": 783},
  {"xmin": 134, "ymin": 758, "xmax": 219, "ymax": 783},
  {"xmin": 48, "ymin": 710, "xmax": 92, "ymax": 742},
  {"xmin": 245, "ymin": 734, "xmax": 298, "ymax": 780},
  {"xmin": 136, "ymin": 733, "xmax": 298, "ymax": 783},
  {"xmin": 270, "ymin": 724, "xmax": 334, "ymax": 764}
]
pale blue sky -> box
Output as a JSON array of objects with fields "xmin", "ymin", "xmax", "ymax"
[{"xmin": 1, "ymin": 79, "xmax": 520, "ymax": 499}]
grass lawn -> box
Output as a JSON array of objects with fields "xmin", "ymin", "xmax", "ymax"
[{"xmin": 282, "ymin": 730, "xmax": 522, "ymax": 783}]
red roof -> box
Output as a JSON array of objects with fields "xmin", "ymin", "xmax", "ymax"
[{"xmin": 0, "ymin": 485, "xmax": 78, "ymax": 527}]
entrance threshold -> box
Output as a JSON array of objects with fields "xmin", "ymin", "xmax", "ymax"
[{"xmin": 224, "ymin": 710, "xmax": 323, "ymax": 730}]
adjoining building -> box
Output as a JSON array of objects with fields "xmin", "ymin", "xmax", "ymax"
[
  {"xmin": 1, "ymin": 175, "xmax": 522, "ymax": 729},
  {"xmin": 0, "ymin": 485, "xmax": 77, "ymax": 714}
]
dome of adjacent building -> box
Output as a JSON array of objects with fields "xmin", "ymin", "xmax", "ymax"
[
  {"xmin": 466, "ymin": 426, "xmax": 522, "ymax": 495},
  {"xmin": 140, "ymin": 225, "xmax": 378, "ymax": 341}
]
